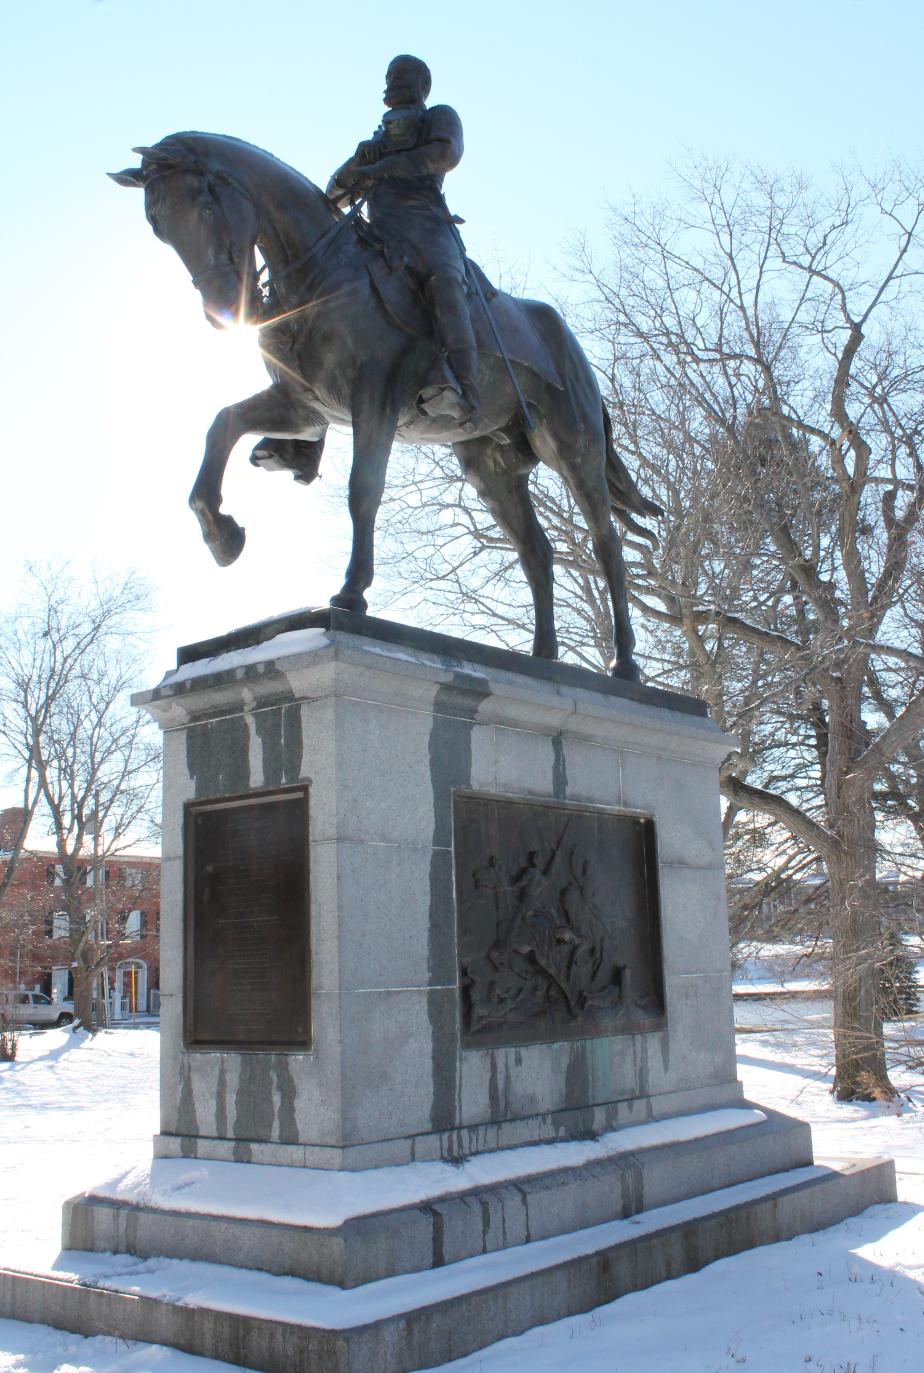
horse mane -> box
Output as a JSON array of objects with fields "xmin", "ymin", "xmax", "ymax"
[{"xmin": 148, "ymin": 131, "xmax": 337, "ymax": 222}]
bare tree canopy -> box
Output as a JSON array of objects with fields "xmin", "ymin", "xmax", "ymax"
[
  {"xmin": 378, "ymin": 159, "xmax": 924, "ymax": 1101},
  {"xmin": 0, "ymin": 566, "xmax": 161, "ymax": 1030}
]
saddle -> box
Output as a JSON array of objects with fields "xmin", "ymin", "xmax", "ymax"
[
  {"xmin": 250, "ymin": 216, "xmax": 566, "ymax": 484},
  {"xmin": 355, "ymin": 222, "xmax": 564, "ymax": 394}
]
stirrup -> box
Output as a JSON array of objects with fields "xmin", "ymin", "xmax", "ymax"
[
  {"xmin": 458, "ymin": 385, "xmax": 481, "ymax": 432},
  {"xmin": 417, "ymin": 381, "xmax": 469, "ymax": 420}
]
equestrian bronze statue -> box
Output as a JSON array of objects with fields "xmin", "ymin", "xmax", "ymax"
[{"xmin": 110, "ymin": 55, "xmax": 660, "ymax": 679}]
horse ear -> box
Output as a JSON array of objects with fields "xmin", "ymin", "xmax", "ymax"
[
  {"xmin": 132, "ymin": 145, "xmax": 175, "ymax": 164},
  {"xmin": 108, "ymin": 167, "xmax": 145, "ymax": 188}
]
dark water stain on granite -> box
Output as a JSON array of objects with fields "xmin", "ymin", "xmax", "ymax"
[
  {"xmin": 186, "ymin": 714, "xmax": 251, "ymax": 799},
  {"xmin": 254, "ymin": 701, "xmax": 303, "ymax": 788},
  {"xmin": 273, "ymin": 1055, "xmax": 299, "ymax": 1142},
  {"xmin": 514, "ymin": 1183, "xmax": 532, "ymax": 1242},
  {"xmin": 176, "ymin": 1059, "xmax": 198, "ymax": 1156},
  {"xmin": 480, "ymin": 1196, "xmax": 492, "ymax": 1251},
  {"xmin": 503, "ymin": 1054, "xmax": 513, "ymax": 1115},
  {"xmin": 215, "ymin": 1059, "xmax": 228, "ymax": 1138},
  {"xmin": 488, "ymin": 1053, "xmax": 501, "ymax": 1122},
  {"xmin": 659, "ymin": 1020, "xmax": 671, "ymax": 1075},
  {"xmin": 636, "ymin": 1032, "xmax": 651, "ymax": 1098},
  {"xmin": 431, "ymin": 1205, "xmax": 445, "ymax": 1268},
  {"xmin": 564, "ymin": 1039, "xmax": 590, "ymax": 1110},
  {"xmin": 552, "ymin": 732, "xmax": 568, "ymax": 800},
  {"xmin": 427, "ymin": 675, "xmax": 491, "ymax": 1134},
  {"xmin": 282, "ymin": 703, "xmax": 304, "ymax": 782},
  {"xmin": 233, "ymin": 1054, "xmax": 275, "ymax": 1142},
  {"xmin": 619, "ymin": 1156, "xmax": 644, "ymax": 1216}
]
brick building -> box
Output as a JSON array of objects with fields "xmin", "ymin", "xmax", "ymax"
[{"xmin": 0, "ymin": 807, "xmax": 160, "ymax": 1020}]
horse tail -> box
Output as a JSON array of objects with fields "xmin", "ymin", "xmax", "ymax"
[{"xmin": 602, "ymin": 403, "xmax": 662, "ymax": 545}]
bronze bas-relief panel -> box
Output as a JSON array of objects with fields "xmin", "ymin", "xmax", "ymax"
[
  {"xmin": 454, "ymin": 792, "xmax": 665, "ymax": 1049},
  {"xmin": 184, "ymin": 787, "xmax": 310, "ymax": 1051}
]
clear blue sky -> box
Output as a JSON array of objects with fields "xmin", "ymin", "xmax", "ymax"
[{"xmin": 1, "ymin": 0, "xmax": 922, "ymax": 676}]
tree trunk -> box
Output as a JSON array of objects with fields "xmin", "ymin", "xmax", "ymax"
[
  {"xmin": 828, "ymin": 848, "xmax": 893, "ymax": 1098},
  {"xmin": 71, "ymin": 958, "xmax": 96, "ymax": 1033},
  {"xmin": 827, "ymin": 682, "xmax": 895, "ymax": 1100}
]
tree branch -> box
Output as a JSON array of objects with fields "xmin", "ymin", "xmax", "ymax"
[
  {"xmin": 719, "ymin": 770, "xmax": 844, "ymax": 859},
  {"xmin": 847, "ymin": 688, "xmax": 924, "ymax": 790}
]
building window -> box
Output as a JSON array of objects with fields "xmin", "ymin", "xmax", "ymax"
[
  {"xmin": 45, "ymin": 910, "xmax": 69, "ymax": 939},
  {"xmin": 82, "ymin": 908, "xmax": 107, "ymax": 942},
  {"xmin": 122, "ymin": 910, "xmax": 145, "ymax": 941},
  {"xmin": 45, "ymin": 864, "xmax": 89, "ymax": 887}
]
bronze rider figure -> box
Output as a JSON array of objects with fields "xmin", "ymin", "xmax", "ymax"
[{"xmin": 327, "ymin": 54, "xmax": 481, "ymax": 430}]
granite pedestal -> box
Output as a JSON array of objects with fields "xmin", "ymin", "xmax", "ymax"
[
  {"xmin": 151, "ymin": 609, "xmax": 746, "ymax": 1169},
  {"xmin": 0, "ymin": 611, "xmax": 896, "ymax": 1371}
]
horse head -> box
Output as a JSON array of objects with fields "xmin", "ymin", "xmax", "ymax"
[{"xmin": 110, "ymin": 140, "xmax": 262, "ymax": 328}]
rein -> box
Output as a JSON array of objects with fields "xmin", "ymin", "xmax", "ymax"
[{"xmin": 267, "ymin": 196, "xmax": 366, "ymax": 298}]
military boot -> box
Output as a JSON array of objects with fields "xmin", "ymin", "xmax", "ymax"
[
  {"xmin": 425, "ymin": 271, "xmax": 482, "ymax": 431},
  {"xmin": 446, "ymin": 345, "xmax": 481, "ymax": 432}
]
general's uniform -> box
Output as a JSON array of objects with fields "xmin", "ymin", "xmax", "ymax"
[{"xmin": 328, "ymin": 102, "xmax": 479, "ymax": 420}]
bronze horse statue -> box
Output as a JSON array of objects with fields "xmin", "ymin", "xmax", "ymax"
[{"xmin": 111, "ymin": 133, "xmax": 659, "ymax": 678}]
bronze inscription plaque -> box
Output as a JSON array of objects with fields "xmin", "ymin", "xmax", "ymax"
[
  {"xmin": 184, "ymin": 787, "xmax": 310, "ymax": 1050},
  {"xmin": 454, "ymin": 792, "xmax": 665, "ymax": 1048}
]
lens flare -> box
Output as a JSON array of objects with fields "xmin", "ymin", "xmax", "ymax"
[{"xmin": 217, "ymin": 319, "xmax": 261, "ymax": 365}]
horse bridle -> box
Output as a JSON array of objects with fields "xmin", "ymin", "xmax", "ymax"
[
  {"xmin": 145, "ymin": 161, "xmax": 259, "ymax": 302},
  {"xmin": 145, "ymin": 157, "xmax": 357, "ymax": 312}
]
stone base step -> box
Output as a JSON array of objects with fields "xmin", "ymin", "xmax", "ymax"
[
  {"xmin": 62, "ymin": 1105, "xmax": 810, "ymax": 1287},
  {"xmin": 0, "ymin": 1158, "xmax": 896, "ymax": 1373}
]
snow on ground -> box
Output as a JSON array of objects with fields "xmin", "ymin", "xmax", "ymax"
[
  {"xmin": 433, "ymin": 1009, "xmax": 924, "ymax": 1373},
  {"xmin": 733, "ymin": 939, "xmax": 833, "ymax": 994},
  {"xmin": 732, "ymin": 935, "xmax": 924, "ymax": 1000},
  {"xmin": 0, "ymin": 1026, "xmax": 160, "ymax": 1274},
  {"xmin": 0, "ymin": 999, "xmax": 922, "ymax": 1373}
]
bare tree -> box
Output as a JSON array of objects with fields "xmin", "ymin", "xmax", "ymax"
[
  {"xmin": 0, "ymin": 566, "xmax": 160, "ymax": 1030},
  {"xmin": 377, "ymin": 160, "xmax": 924, "ymax": 1100}
]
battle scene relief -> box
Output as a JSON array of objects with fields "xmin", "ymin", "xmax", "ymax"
[{"xmin": 454, "ymin": 793, "xmax": 666, "ymax": 1049}]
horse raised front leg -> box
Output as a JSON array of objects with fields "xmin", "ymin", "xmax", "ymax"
[
  {"xmin": 189, "ymin": 384, "xmax": 306, "ymax": 566},
  {"xmin": 330, "ymin": 401, "xmax": 398, "ymax": 613}
]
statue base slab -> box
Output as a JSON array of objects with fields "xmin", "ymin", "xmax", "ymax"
[{"xmin": 1, "ymin": 1155, "xmax": 895, "ymax": 1372}]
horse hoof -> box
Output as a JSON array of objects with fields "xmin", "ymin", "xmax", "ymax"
[
  {"xmin": 208, "ymin": 515, "xmax": 246, "ymax": 567},
  {"xmin": 329, "ymin": 590, "xmax": 368, "ymax": 614},
  {"xmin": 609, "ymin": 657, "xmax": 641, "ymax": 682}
]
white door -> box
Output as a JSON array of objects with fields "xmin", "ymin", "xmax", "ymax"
[{"xmin": 51, "ymin": 967, "xmax": 70, "ymax": 1004}]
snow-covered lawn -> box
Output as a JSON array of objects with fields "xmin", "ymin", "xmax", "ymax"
[
  {"xmin": 733, "ymin": 939, "xmax": 834, "ymax": 995},
  {"xmin": 0, "ymin": 1009, "xmax": 922, "ymax": 1373},
  {"xmin": 732, "ymin": 934, "xmax": 924, "ymax": 1000}
]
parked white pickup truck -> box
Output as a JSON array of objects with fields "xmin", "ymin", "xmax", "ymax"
[{"xmin": 0, "ymin": 990, "xmax": 75, "ymax": 1028}]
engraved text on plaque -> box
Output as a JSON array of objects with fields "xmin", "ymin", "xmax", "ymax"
[{"xmin": 184, "ymin": 787, "xmax": 310, "ymax": 1050}]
